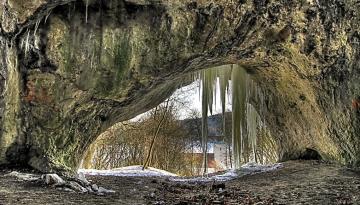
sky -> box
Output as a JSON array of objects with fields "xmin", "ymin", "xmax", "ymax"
[
  {"xmin": 131, "ymin": 80, "xmax": 232, "ymax": 121},
  {"xmin": 174, "ymin": 80, "xmax": 232, "ymax": 119}
]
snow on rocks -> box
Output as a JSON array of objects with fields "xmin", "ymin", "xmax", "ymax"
[
  {"xmin": 5, "ymin": 171, "xmax": 40, "ymax": 181},
  {"xmin": 240, "ymin": 162, "xmax": 283, "ymax": 173},
  {"xmin": 77, "ymin": 172, "xmax": 91, "ymax": 185},
  {"xmin": 4, "ymin": 170, "xmax": 115, "ymax": 195},
  {"xmin": 42, "ymin": 173, "xmax": 115, "ymax": 194},
  {"xmin": 43, "ymin": 174, "xmax": 65, "ymax": 186},
  {"xmin": 78, "ymin": 165, "xmax": 178, "ymax": 177}
]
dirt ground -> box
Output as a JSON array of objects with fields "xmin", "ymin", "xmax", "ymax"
[{"xmin": 0, "ymin": 161, "xmax": 359, "ymax": 205}]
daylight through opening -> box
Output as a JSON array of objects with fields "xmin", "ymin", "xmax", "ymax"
[{"xmin": 80, "ymin": 65, "xmax": 278, "ymax": 176}]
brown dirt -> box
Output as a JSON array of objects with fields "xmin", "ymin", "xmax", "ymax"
[{"xmin": 0, "ymin": 161, "xmax": 359, "ymax": 205}]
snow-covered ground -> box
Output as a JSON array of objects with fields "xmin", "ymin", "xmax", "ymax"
[
  {"xmin": 79, "ymin": 163, "xmax": 282, "ymax": 182},
  {"xmin": 240, "ymin": 162, "xmax": 283, "ymax": 173},
  {"xmin": 171, "ymin": 162, "xmax": 283, "ymax": 182},
  {"xmin": 78, "ymin": 165, "xmax": 178, "ymax": 177}
]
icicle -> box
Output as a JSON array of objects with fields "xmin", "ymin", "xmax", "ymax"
[
  {"xmin": 44, "ymin": 8, "xmax": 53, "ymax": 24},
  {"xmin": 201, "ymin": 74, "xmax": 209, "ymax": 175},
  {"xmin": 33, "ymin": 18, "xmax": 41, "ymax": 38},
  {"xmin": 218, "ymin": 65, "xmax": 232, "ymax": 135},
  {"xmin": 247, "ymin": 103, "xmax": 258, "ymax": 162},
  {"xmin": 198, "ymin": 64, "xmax": 270, "ymax": 169},
  {"xmin": 85, "ymin": 0, "xmax": 89, "ymax": 23},
  {"xmin": 24, "ymin": 30, "xmax": 30, "ymax": 57},
  {"xmin": 231, "ymin": 65, "xmax": 247, "ymax": 168},
  {"xmin": 34, "ymin": 34, "xmax": 40, "ymax": 50},
  {"xmin": 20, "ymin": 37, "xmax": 24, "ymax": 50},
  {"xmin": 68, "ymin": 4, "xmax": 71, "ymax": 20}
]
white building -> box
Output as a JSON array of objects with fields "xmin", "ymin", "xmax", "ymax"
[{"xmin": 213, "ymin": 143, "xmax": 232, "ymax": 170}]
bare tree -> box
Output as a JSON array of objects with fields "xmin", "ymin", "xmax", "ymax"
[{"xmin": 143, "ymin": 99, "xmax": 170, "ymax": 170}]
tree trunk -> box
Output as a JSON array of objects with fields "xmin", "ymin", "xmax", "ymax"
[{"xmin": 143, "ymin": 100, "xmax": 169, "ymax": 170}]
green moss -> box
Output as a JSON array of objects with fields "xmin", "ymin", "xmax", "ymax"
[
  {"xmin": 94, "ymin": 31, "xmax": 133, "ymax": 96},
  {"xmin": 113, "ymin": 35, "xmax": 132, "ymax": 83},
  {"xmin": 62, "ymin": 34, "xmax": 76, "ymax": 74}
]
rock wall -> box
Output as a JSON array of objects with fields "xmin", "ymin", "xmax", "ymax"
[{"xmin": 0, "ymin": 0, "xmax": 359, "ymax": 173}]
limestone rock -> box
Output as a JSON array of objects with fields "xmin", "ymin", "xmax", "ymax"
[
  {"xmin": 98, "ymin": 186, "xmax": 116, "ymax": 194},
  {"xmin": 68, "ymin": 181, "xmax": 88, "ymax": 193},
  {"xmin": 91, "ymin": 184, "xmax": 99, "ymax": 192},
  {"xmin": 0, "ymin": 0, "xmax": 359, "ymax": 173},
  {"xmin": 77, "ymin": 172, "xmax": 90, "ymax": 186},
  {"xmin": 43, "ymin": 174, "xmax": 65, "ymax": 186}
]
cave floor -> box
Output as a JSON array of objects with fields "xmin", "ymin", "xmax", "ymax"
[{"xmin": 0, "ymin": 160, "xmax": 360, "ymax": 205}]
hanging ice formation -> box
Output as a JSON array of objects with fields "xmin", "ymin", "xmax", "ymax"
[
  {"xmin": 85, "ymin": 0, "xmax": 89, "ymax": 23},
  {"xmin": 198, "ymin": 64, "xmax": 266, "ymax": 171}
]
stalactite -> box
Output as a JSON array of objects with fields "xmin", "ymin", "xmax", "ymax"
[
  {"xmin": 44, "ymin": 9, "xmax": 53, "ymax": 24},
  {"xmin": 24, "ymin": 30, "xmax": 30, "ymax": 57},
  {"xmin": 198, "ymin": 64, "xmax": 270, "ymax": 170},
  {"xmin": 218, "ymin": 65, "xmax": 232, "ymax": 136},
  {"xmin": 33, "ymin": 18, "xmax": 41, "ymax": 37},
  {"xmin": 85, "ymin": 0, "xmax": 89, "ymax": 23},
  {"xmin": 231, "ymin": 65, "xmax": 247, "ymax": 168}
]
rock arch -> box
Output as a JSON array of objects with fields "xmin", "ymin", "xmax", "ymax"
[{"xmin": 0, "ymin": 0, "xmax": 359, "ymax": 174}]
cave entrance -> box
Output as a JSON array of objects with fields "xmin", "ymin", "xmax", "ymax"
[
  {"xmin": 79, "ymin": 65, "xmax": 278, "ymax": 177},
  {"xmin": 298, "ymin": 148, "xmax": 322, "ymax": 161}
]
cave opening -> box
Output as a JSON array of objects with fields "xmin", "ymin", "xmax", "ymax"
[
  {"xmin": 1, "ymin": 0, "xmax": 360, "ymax": 203},
  {"xmin": 79, "ymin": 65, "xmax": 279, "ymax": 177},
  {"xmin": 298, "ymin": 148, "xmax": 322, "ymax": 161}
]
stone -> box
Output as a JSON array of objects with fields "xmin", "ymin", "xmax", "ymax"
[
  {"xmin": 98, "ymin": 186, "xmax": 116, "ymax": 194},
  {"xmin": 68, "ymin": 181, "xmax": 88, "ymax": 193},
  {"xmin": 43, "ymin": 174, "xmax": 65, "ymax": 186},
  {"xmin": 77, "ymin": 172, "xmax": 90, "ymax": 186},
  {"xmin": 91, "ymin": 184, "xmax": 99, "ymax": 192}
]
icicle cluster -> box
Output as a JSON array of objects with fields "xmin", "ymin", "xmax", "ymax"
[{"xmin": 198, "ymin": 65, "xmax": 268, "ymax": 171}]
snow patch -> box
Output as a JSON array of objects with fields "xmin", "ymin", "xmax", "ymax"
[
  {"xmin": 79, "ymin": 165, "xmax": 178, "ymax": 177},
  {"xmin": 79, "ymin": 163, "xmax": 282, "ymax": 183},
  {"xmin": 5, "ymin": 171, "xmax": 40, "ymax": 181},
  {"xmin": 171, "ymin": 163, "xmax": 283, "ymax": 182},
  {"xmin": 241, "ymin": 162, "xmax": 283, "ymax": 173}
]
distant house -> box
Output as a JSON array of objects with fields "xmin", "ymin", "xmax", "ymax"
[
  {"xmin": 184, "ymin": 143, "xmax": 232, "ymax": 174},
  {"xmin": 185, "ymin": 153, "xmax": 218, "ymax": 174},
  {"xmin": 181, "ymin": 113, "xmax": 233, "ymax": 174},
  {"xmin": 213, "ymin": 143, "xmax": 232, "ymax": 170}
]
